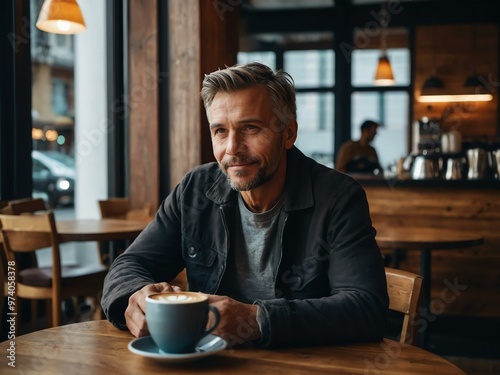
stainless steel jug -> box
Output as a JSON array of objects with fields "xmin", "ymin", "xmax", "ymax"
[
  {"xmin": 411, "ymin": 155, "xmax": 440, "ymax": 179},
  {"xmin": 445, "ymin": 157, "xmax": 465, "ymax": 180},
  {"xmin": 441, "ymin": 130, "xmax": 462, "ymax": 154},
  {"xmin": 467, "ymin": 148, "xmax": 488, "ymax": 179},
  {"xmin": 492, "ymin": 149, "xmax": 500, "ymax": 179}
]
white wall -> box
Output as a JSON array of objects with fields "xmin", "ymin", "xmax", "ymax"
[{"xmin": 74, "ymin": 0, "xmax": 107, "ymax": 264}]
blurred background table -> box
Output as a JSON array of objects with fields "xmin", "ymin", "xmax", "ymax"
[
  {"xmin": 56, "ymin": 218, "xmax": 149, "ymax": 242},
  {"xmin": 376, "ymin": 227, "xmax": 483, "ymax": 346}
]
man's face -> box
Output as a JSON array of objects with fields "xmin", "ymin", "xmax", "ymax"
[
  {"xmin": 208, "ymin": 86, "xmax": 295, "ymax": 191},
  {"xmin": 367, "ymin": 126, "xmax": 378, "ymax": 142}
]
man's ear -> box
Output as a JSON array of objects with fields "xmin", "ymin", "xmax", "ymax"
[{"xmin": 284, "ymin": 119, "xmax": 298, "ymax": 150}]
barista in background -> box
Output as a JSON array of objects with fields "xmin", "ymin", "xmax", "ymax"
[{"xmin": 335, "ymin": 120, "xmax": 383, "ymax": 174}]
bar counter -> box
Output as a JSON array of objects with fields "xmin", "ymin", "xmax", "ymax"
[
  {"xmin": 351, "ymin": 174, "xmax": 500, "ymax": 189},
  {"xmin": 353, "ymin": 174, "xmax": 500, "ymax": 318}
]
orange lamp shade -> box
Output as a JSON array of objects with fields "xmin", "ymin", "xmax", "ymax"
[
  {"xmin": 36, "ymin": 0, "xmax": 86, "ymax": 35},
  {"xmin": 374, "ymin": 55, "xmax": 395, "ymax": 86}
]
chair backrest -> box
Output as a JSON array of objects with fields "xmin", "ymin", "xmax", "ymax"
[
  {"xmin": 385, "ymin": 267, "xmax": 423, "ymax": 345},
  {"xmin": 0, "ymin": 211, "xmax": 59, "ymax": 260},
  {"xmin": 0, "ymin": 211, "xmax": 63, "ymax": 304},
  {"xmin": 3, "ymin": 198, "xmax": 47, "ymax": 215},
  {"xmin": 98, "ymin": 198, "xmax": 153, "ymax": 221},
  {"xmin": 98, "ymin": 198, "xmax": 131, "ymax": 219}
]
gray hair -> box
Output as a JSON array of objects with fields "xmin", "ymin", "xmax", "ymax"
[{"xmin": 200, "ymin": 62, "xmax": 297, "ymax": 125}]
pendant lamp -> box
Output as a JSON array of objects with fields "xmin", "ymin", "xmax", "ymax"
[
  {"xmin": 374, "ymin": 54, "xmax": 395, "ymax": 86},
  {"xmin": 418, "ymin": 24, "xmax": 492, "ymax": 103},
  {"xmin": 36, "ymin": 0, "xmax": 86, "ymax": 35},
  {"xmin": 374, "ymin": 1, "xmax": 395, "ymax": 86},
  {"xmin": 461, "ymin": 25, "xmax": 492, "ymax": 100}
]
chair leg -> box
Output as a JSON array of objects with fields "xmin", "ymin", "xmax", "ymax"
[
  {"xmin": 92, "ymin": 297, "xmax": 103, "ymax": 321},
  {"xmin": 45, "ymin": 300, "xmax": 52, "ymax": 327},
  {"xmin": 51, "ymin": 298, "xmax": 61, "ymax": 327},
  {"xmin": 31, "ymin": 300, "xmax": 38, "ymax": 331}
]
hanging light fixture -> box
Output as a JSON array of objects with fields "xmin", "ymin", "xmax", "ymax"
[
  {"xmin": 460, "ymin": 25, "xmax": 493, "ymax": 101},
  {"xmin": 419, "ymin": 24, "xmax": 492, "ymax": 103},
  {"xmin": 36, "ymin": 0, "xmax": 86, "ymax": 35},
  {"xmin": 374, "ymin": 1, "xmax": 395, "ymax": 86}
]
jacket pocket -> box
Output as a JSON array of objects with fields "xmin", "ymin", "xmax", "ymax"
[{"xmin": 182, "ymin": 237, "xmax": 219, "ymax": 292}]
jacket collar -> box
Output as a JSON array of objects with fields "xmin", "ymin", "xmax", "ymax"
[{"xmin": 205, "ymin": 146, "xmax": 314, "ymax": 212}]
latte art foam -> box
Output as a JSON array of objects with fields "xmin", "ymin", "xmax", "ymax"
[{"xmin": 149, "ymin": 292, "xmax": 205, "ymax": 304}]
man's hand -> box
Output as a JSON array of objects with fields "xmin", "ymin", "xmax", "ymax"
[
  {"xmin": 125, "ymin": 282, "xmax": 182, "ymax": 338},
  {"xmin": 206, "ymin": 295, "xmax": 261, "ymax": 347}
]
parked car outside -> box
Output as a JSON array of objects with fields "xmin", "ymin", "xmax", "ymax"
[{"xmin": 32, "ymin": 150, "xmax": 75, "ymax": 208}]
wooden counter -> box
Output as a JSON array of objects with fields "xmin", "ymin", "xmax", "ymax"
[{"xmin": 359, "ymin": 178, "xmax": 500, "ymax": 317}]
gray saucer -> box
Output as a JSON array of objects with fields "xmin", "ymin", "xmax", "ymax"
[{"xmin": 128, "ymin": 334, "xmax": 227, "ymax": 363}]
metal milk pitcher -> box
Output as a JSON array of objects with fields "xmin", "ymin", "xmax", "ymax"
[
  {"xmin": 492, "ymin": 149, "xmax": 500, "ymax": 179},
  {"xmin": 467, "ymin": 148, "xmax": 488, "ymax": 179},
  {"xmin": 445, "ymin": 157, "xmax": 465, "ymax": 180}
]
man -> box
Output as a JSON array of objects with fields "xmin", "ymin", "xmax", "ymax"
[
  {"xmin": 335, "ymin": 120, "xmax": 382, "ymax": 174},
  {"xmin": 101, "ymin": 62, "xmax": 388, "ymax": 348}
]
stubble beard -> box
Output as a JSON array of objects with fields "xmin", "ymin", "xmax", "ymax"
[
  {"xmin": 227, "ymin": 167, "xmax": 267, "ymax": 191},
  {"xmin": 223, "ymin": 149, "xmax": 283, "ymax": 192}
]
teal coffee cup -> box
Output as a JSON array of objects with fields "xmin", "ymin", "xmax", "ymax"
[{"xmin": 146, "ymin": 292, "xmax": 220, "ymax": 354}]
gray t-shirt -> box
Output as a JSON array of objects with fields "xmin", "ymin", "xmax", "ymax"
[{"xmin": 217, "ymin": 193, "xmax": 285, "ymax": 303}]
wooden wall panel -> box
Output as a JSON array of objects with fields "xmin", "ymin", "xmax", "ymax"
[
  {"xmin": 414, "ymin": 24, "xmax": 499, "ymax": 140},
  {"xmin": 364, "ymin": 185, "xmax": 500, "ymax": 317},
  {"xmin": 199, "ymin": 0, "xmax": 239, "ymax": 165},
  {"xmin": 128, "ymin": 0, "xmax": 240, "ymax": 203},
  {"xmin": 167, "ymin": 0, "xmax": 239, "ymax": 189},
  {"xmin": 168, "ymin": 0, "xmax": 202, "ymax": 189},
  {"xmin": 128, "ymin": 0, "xmax": 160, "ymax": 210}
]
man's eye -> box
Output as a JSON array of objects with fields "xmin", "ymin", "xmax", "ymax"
[
  {"xmin": 244, "ymin": 125, "xmax": 257, "ymax": 131},
  {"xmin": 214, "ymin": 128, "xmax": 226, "ymax": 135}
]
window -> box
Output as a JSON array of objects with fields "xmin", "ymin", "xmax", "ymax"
[
  {"xmin": 52, "ymin": 78, "xmax": 73, "ymax": 116},
  {"xmin": 237, "ymin": 27, "xmax": 411, "ymax": 172},
  {"xmin": 237, "ymin": 51, "xmax": 276, "ymax": 69},
  {"xmin": 352, "ymin": 48, "xmax": 410, "ymax": 87},
  {"xmin": 237, "ymin": 49, "xmax": 335, "ymax": 167},
  {"xmin": 284, "ymin": 50, "xmax": 334, "ymax": 88},
  {"xmin": 351, "ymin": 91, "xmax": 409, "ymax": 170},
  {"xmin": 350, "ymin": 33, "xmax": 411, "ymax": 171}
]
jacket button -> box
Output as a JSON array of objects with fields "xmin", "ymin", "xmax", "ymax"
[
  {"xmin": 289, "ymin": 275, "xmax": 303, "ymax": 290},
  {"xmin": 187, "ymin": 246, "xmax": 197, "ymax": 257}
]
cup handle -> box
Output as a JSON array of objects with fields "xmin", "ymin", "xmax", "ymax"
[{"xmin": 204, "ymin": 305, "xmax": 220, "ymax": 335}]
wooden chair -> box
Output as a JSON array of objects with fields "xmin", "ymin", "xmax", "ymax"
[
  {"xmin": 385, "ymin": 267, "xmax": 423, "ymax": 345},
  {"xmin": 1, "ymin": 197, "xmax": 49, "ymax": 324},
  {"xmin": 97, "ymin": 198, "xmax": 153, "ymax": 265},
  {"xmin": 98, "ymin": 198, "xmax": 131, "ymax": 219},
  {"xmin": 2, "ymin": 197, "xmax": 47, "ymax": 215},
  {"xmin": 0, "ymin": 211, "xmax": 108, "ymax": 333},
  {"xmin": 98, "ymin": 197, "xmax": 153, "ymax": 221},
  {"xmin": 97, "ymin": 198, "xmax": 188, "ymax": 289}
]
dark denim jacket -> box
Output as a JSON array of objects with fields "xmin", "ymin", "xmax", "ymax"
[{"xmin": 102, "ymin": 146, "xmax": 388, "ymax": 347}]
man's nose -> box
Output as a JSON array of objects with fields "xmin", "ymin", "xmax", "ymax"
[{"xmin": 226, "ymin": 132, "xmax": 244, "ymax": 155}]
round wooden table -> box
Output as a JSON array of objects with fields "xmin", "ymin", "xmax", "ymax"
[
  {"xmin": 56, "ymin": 218, "xmax": 150, "ymax": 263},
  {"xmin": 376, "ymin": 227, "xmax": 484, "ymax": 346},
  {"xmin": 56, "ymin": 218, "xmax": 149, "ymax": 242},
  {"xmin": 0, "ymin": 320, "xmax": 466, "ymax": 374}
]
